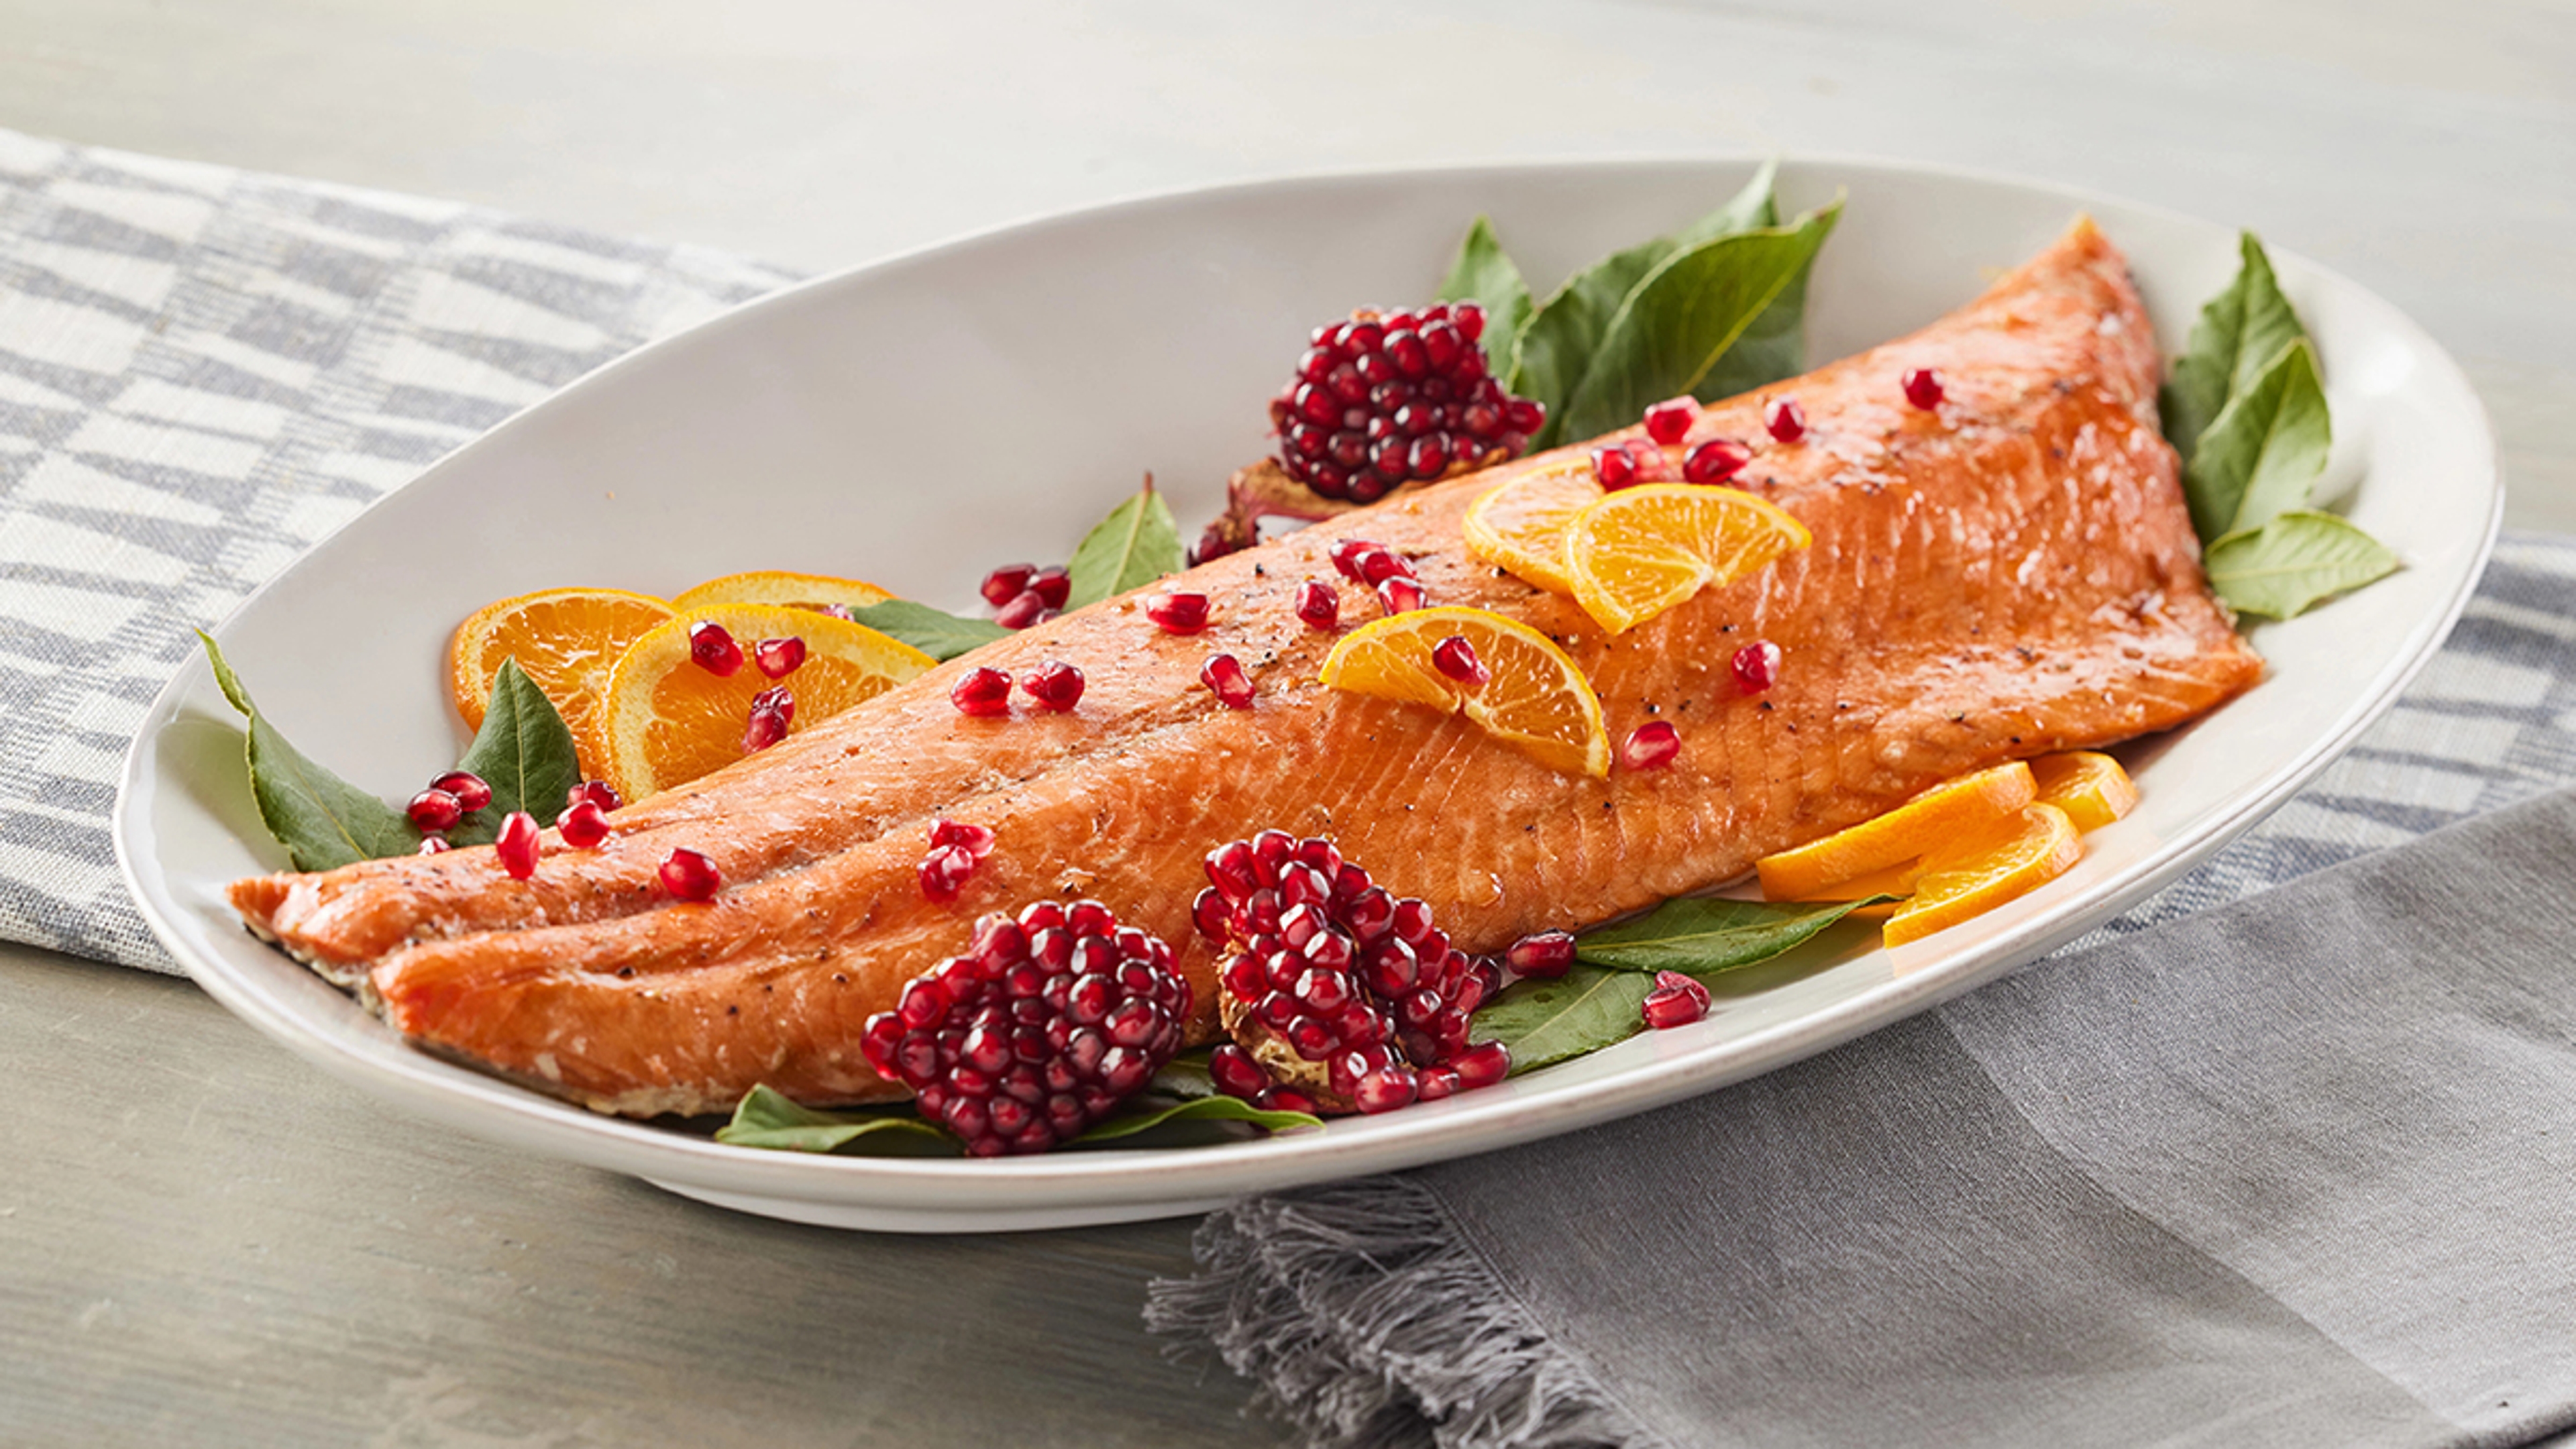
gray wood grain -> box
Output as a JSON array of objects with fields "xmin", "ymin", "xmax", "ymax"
[{"xmin": 0, "ymin": 1, "xmax": 2568, "ymax": 1442}]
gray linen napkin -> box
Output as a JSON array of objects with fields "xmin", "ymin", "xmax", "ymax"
[
  {"xmin": 1151, "ymin": 782, "xmax": 2576, "ymax": 1448},
  {"xmin": 0, "ymin": 127, "xmax": 796, "ymax": 972}
]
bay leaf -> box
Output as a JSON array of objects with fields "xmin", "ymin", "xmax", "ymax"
[
  {"xmin": 2162, "ymin": 231, "xmax": 2308, "ymax": 467},
  {"xmin": 1469, "ymin": 966, "xmax": 1655, "ymax": 1073},
  {"xmin": 2203, "ymin": 510, "xmax": 2401, "ymax": 619},
  {"xmin": 1437, "ymin": 216, "xmax": 1535, "ymax": 378},
  {"xmin": 1071, "ymin": 1093, "xmax": 1322, "ymax": 1146},
  {"xmin": 714, "ymin": 1084, "xmax": 958, "ymax": 1156},
  {"xmin": 196, "ymin": 629, "xmax": 420, "ymax": 871},
  {"xmin": 1576, "ymin": 895, "xmax": 1889, "ymax": 975},
  {"xmin": 2182, "ymin": 338, "xmax": 2331, "ymax": 542},
  {"xmin": 842, "ymin": 598, "xmax": 1009, "ymax": 662},
  {"xmin": 1063, "ymin": 481, "xmax": 1183, "ymax": 610},
  {"xmin": 445, "ymin": 657, "xmax": 582, "ymax": 847}
]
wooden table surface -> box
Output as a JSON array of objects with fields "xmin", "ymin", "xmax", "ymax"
[{"xmin": 1, "ymin": 3, "xmax": 2569, "ymax": 1444}]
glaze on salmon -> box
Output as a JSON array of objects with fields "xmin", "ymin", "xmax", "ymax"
[{"xmin": 229, "ymin": 218, "xmax": 2261, "ymax": 1116}]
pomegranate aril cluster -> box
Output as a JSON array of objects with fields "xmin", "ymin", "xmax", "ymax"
[
  {"xmin": 861, "ymin": 900, "xmax": 1193, "ymax": 1156},
  {"xmin": 1195, "ymin": 830, "xmax": 1508, "ymax": 1114},
  {"xmin": 983, "ymin": 564, "xmax": 1071, "ymax": 631},
  {"xmin": 1271, "ymin": 303, "xmax": 1548, "ymax": 503}
]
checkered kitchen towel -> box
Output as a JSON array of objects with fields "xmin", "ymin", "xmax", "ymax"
[
  {"xmin": 0, "ymin": 129, "xmax": 796, "ymax": 973},
  {"xmin": 0, "ymin": 126, "xmax": 2556, "ymax": 977}
]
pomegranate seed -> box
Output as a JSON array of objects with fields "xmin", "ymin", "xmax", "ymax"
[
  {"xmin": 981, "ymin": 564, "xmax": 1036, "ymax": 606},
  {"xmin": 1683, "ymin": 438, "xmax": 1753, "ymax": 484},
  {"xmin": 1146, "ymin": 592, "xmax": 1211, "ymax": 635},
  {"xmin": 994, "ymin": 590, "xmax": 1051, "ymax": 630},
  {"xmin": 754, "ymin": 636, "xmax": 806, "ymax": 679},
  {"xmin": 1377, "ymin": 577, "xmax": 1426, "ymax": 614},
  {"xmin": 1764, "ymin": 396, "xmax": 1807, "ymax": 443},
  {"xmin": 1591, "ymin": 444, "xmax": 1638, "ymax": 491},
  {"xmin": 1733, "ymin": 639, "xmax": 1782, "ymax": 694},
  {"xmin": 1432, "ymin": 636, "xmax": 1490, "ymax": 690},
  {"xmin": 1451, "ymin": 301, "xmax": 1486, "ymax": 342},
  {"xmin": 660, "ymin": 847, "xmax": 719, "ymax": 901},
  {"xmin": 1623, "ymin": 720, "xmax": 1682, "ymax": 771},
  {"xmin": 1330, "ymin": 537, "xmax": 1383, "ymax": 581},
  {"xmin": 556, "ymin": 798, "xmax": 611, "ymax": 849},
  {"xmin": 1022, "ymin": 660, "xmax": 1086, "ymax": 711},
  {"xmin": 1355, "ymin": 549, "xmax": 1413, "ymax": 587},
  {"xmin": 1902, "ymin": 368, "xmax": 1945, "ymax": 410},
  {"xmin": 494, "ymin": 810, "xmax": 539, "ymax": 879},
  {"xmin": 1503, "ymin": 398, "xmax": 1546, "ymax": 435},
  {"xmin": 918, "ymin": 843, "xmax": 979, "ymax": 902},
  {"xmin": 1643, "ymin": 396, "xmax": 1695, "ymax": 445},
  {"xmin": 1030, "ymin": 567, "xmax": 1071, "ymax": 609},
  {"xmin": 566, "ymin": 780, "xmax": 621, "ymax": 813},
  {"xmin": 1641, "ymin": 970, "xmax": 1711, "ymax": 1029},
  {"xmin": 1210, "ymin": 1043, "xmax": 1271, "ymax": 1099},
  {"xmin": 1352, "ymin": 1066, "xmax": 1420, "ymax": 1114},
  {"xmin": 1505, "ymin": 930, "xmax": 1577, "ymax": 979},
  {"xmin": 1189, "ymin": 527, "xmax": 1244, "ymax": 567},
  {"xmin": 951, "ymin": 666, "xmax": 1014, "ymax": 716},
  {"xmin": 742, "ymin": 696, "xmax": 790, "ymax": 753},
  {"xmin": 930, "ymin": 818, "xmax": 996, "ymax": 858},
  {"xmin": 688, "ymin": 621, "xmax": 743, "ymax": 677},
  {"xmin": 1257, "ymin": 1086, "xmax": 1317, "ymax": 1114},
  {"xmin": 416, "ymin": 836, "xmax": 450, "ymax": 855},
  {"xmin": 406, "ymin": 788, "xmax": 462, "ymax": 833},
  {"xmin": 1295, "ymin": 580, "xmax": 1340, "ymax": 631},
  {"xmin": 1201, "ymin": 653, "xmax": 1256, "ymax": 709},
  {"xmin": 431, "ymin": 770, "xmax": 492, "ymax": 812}
]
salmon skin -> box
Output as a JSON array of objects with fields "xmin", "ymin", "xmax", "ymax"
[{"xmin": 229, "ymin": 217, "xmax": 2261, "ymax": 1118}]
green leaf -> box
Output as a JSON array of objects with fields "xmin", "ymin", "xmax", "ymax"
[
  {"xmin": 1576, "ymin": 895, "xmax": 1889, "ymax": 975},
  {"xmin": 1556, "ymin": 199, "xmax": 1844, "ymax": 445},
  {"xmin": 445, "ymin": 658, "xmax": 583, "ymax": 848},
  {"xmin": 1437, "ymin": 217, "xmax": 1535, "ymax": 378},
  {"xmin": 1063, "ymin": 481, "xmax": 1183, "ymax": 610},
  {"xmin": 714, "ymin": 1085, "xmax": 958, "ymax": 1156},
  {"xmin": 1148, "ymin": 1046, "xmax": 1218, "ymax": 1101},
  {"xmin": 196, "ymin": 630, "xmax": 421, "ymax": 871},
  {"xmin": 2203, "ymin": 511, "xmax": 2400, "ymax": 619},
  {"xmin": 2162, "ymin": 231, "xmax": 2308, "ymax": 467},
  {"xmin": 1071, "ymin": 1093, "xmax": 1322, "ymax": 1146},
  {"xmin": 841, "ymin": 598, "xmax": 1010, "ymax": 662},
  {"xmin": 1509, "ymin": 165, "xmax": 1787, "ymax": 448},
  {"xmin": 2182, "ymin": 338, "xmax": 2331, "ymax": 542},
  {"xmin": 1470, "ymin": 966, "xmax": 1655, "ymax": 1073}
]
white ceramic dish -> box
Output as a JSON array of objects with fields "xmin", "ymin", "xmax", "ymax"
[{"xmin": 115, "ymin": 158, "xmax": 2497, "ymax": 1232}]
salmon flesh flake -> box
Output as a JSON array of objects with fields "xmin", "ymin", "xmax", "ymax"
[{"xmin": 229, "ymin": 218, "xmax": 2262, "ymax": 1116}]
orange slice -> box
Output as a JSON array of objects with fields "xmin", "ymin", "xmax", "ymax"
[
  {"xmin": 598, "ymin": 603, "xmax": 934, "ymax": 800},
  {"xmin": 1462, "ymin": 459, "xmax": 1603, "ymax": 595},
  {"xmin": 1883, "ymin": 804, "xmax": 2082, "ymax": 947},
  {"xmin": 1318, "ymin": 605, "xmax": 1609, "ymax": 777},
  {"xmin": 672, "ymin": 570, "xmax": 896, "ymax": 614},
  {"xmin": 2031, "ymin": 751, "xmax": 2139, "ymax": 833},
  {"xmin": 1756, "ymin": 761, "xmax": 2037, "ymax": 901},
  {"xmin": 1560, "ymin": 483, "xmax": 1811, "ymax": 635},
  {"xmin": 449, "ymin": 587, "xmax": 676, "ymax": 777}
]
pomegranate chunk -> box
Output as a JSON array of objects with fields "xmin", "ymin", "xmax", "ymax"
[
  {"xmin": 1902, "ymin": 368, "xmax": 1945, "ymax": 410},
  {"xmin": 1764, "ymin": 396, "xmax": 1807, "ymax": 443},
  {"xmin": 1146, "ymin": 592, "xmax": 1212, "ymax": 635},
  {"xmin": 1733, "ymin": 639, "xmax": 1782, "ymax": 694},
  {"xmin": 556, "ymin": 798, "xmax": 611, "ymax": 849},
  {"xmin": 1622, "ymin": 720, "xmax": 1682, "ymax": 771},
  {"xmin": 1022, "ymin": 660, "xmax": 1086, "ymax": 711},
  {"xmin": 1642, "ymin": 396, "xmax": 1695, "ymax": 445},
  {"xmin": 1201, "ymin": 653, "xmax": 1256, "ymax": 709},
  {"xmin": 1270, "ymin": 306, "xmax": 1544, "ymax": 501},
  {"xmin": 951, "ymin": 666, "xmax": 1014, "ymax": 717},
  {"xmin": 1683, "ymin": 438, "xmax": 1753, "ymax": 484},
  {"xmin": 861, "ymin": 901, "xmax": 1191, "ymax": 1154},
  {"xmin": 406, "ymin": 788, "xmax": 462, "ymax": 833},
  {"xmin": 1642, "ymin": 970, "xmax": 1711, "ymax": 1029},
  {"xmin": 753, "ymin": 636, "xmax": 806, "ymax": 680},
  {"xmin": 1295, "ymin": 580, "xmax": 1340, "ymax": 631},
  {"xmin": 494, "ymin": 810, "xmax": 540, "ymax": 879},
  {"xmin": 688, "ymin": 621, "xmax": 743, "ymax": 677},
  {"xmin": 659, "ymin": 847, "xmax": 720, "ymax": 902},
  {"xmin": 431, "ymin": 770, "xmax": 492, "ymax": 813}
]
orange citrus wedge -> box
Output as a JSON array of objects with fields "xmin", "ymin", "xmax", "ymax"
[
  {"xmin": 672, "ymin": 570, "xmax": 895, "ymax": 614},
  {"xmin": 2031, "ymin": 751, "xmax": 2139, "ymax": 833},
  {"xmin": 1756, "ymin": 761, "xmax": 2037, "ymax": 901},
  {"xmin": 1462, "ymin": 459, "xmax": 1604, "ymax": 595},
  {"xmin": 449, "ymin": 586, "xmax": 676, "ymax": 777},
  {"xmin": 1318, "ymin": 605, "xmax": 1610, "ymax": 777},
  {"xmin": 597, "ymin": 603, "xmax": 934, "ymax": 801},
  {"xmin": 1883, "ymin": 804, "xmax": 2082, "ymax": 947},
  {"xmin": 1560, "ymin": 483, "xmax": 1811, "ymax": 635}
]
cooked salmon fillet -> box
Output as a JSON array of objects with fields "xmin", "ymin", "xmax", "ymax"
[{"xmin": 229, "ymin": 217, "xmax": 2261, "ymax": 1116}]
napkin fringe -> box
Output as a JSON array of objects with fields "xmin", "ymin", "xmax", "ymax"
[{"xmin": 1147, "ymin": 1176, "xmax": 1652, "ymax": 1449}]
